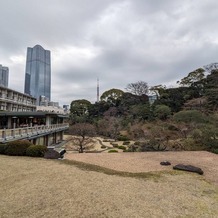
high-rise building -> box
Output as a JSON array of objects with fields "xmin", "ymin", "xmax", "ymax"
[
  {"xmin": 0, "ymin": 65, "xmax": 9, "ymax": 87},
  {"xmin": 24, "ymin": 45, "xmax": 51, "ymax": 104}
]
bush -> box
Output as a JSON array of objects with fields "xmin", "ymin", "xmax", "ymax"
[
  {"xmin": 5, "ymin": 140, "xmax": 33, "ymax": 156},
  {"xmin": 108, "ymin": 149, "xmax": 118, "ymax": 153},
  {"xmin": 126, "ymin": 144, "xmax": 138, "ymax": 152},
  {"xmin": 0, "ymin": 144, "xmax": 8, "ymax": 154},
  {"xmin": 123, "ymin": 141, "xmax": 130, "ymax": 145},
  {"xmin": 117, "ymin": 135, "xmax": 129, "ymax": 141},
  {"xmin": 134, "ymin": 141, "xmax": 140, "ymax": 146},
  {"xmin": 211, "ymin": 148, "xmax": 218, "ymax": 154},
  {"xmin": 173, "ymin": 110, "xmax": 207, "ymax": 123},
  {"xmin": 154, "ymin": 105, "xmax": 171, "ymax": 120},
  {"xmin": 118, "ymin": 145, "xmax": 127, "ymax": 150},
  {"xmin": 168, "ymin": 125, "xmax": 179, "ymax": 131},
  {"xmin": 26, "ymin": 145, "xmax": 48, "ymax": 157}
]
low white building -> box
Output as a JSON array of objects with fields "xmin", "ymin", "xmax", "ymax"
[{"xmin": 0, "ymin": 85, "xmax": 36, "ymax": 111}]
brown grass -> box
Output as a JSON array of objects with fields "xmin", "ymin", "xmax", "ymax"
[{"xmin": 0, "ymin": 155, "xmax": 218, "ymax": 217}]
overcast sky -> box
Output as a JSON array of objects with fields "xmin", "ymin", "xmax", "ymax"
[{"xmin": 1, "ymin": 0, "xmax": 218, "ymax": 105}]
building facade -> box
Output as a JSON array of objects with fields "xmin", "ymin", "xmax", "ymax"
[
  {"xmin": 0, "ymin": 86, "xmax": 36, "ymax": 112},
  {"xmin": 24, "ymin": 45, "xmax": 51, "ymax": 104},
  {"xmin": 0, "ymin": 65, "xmax": 9, "ymax": 87}
]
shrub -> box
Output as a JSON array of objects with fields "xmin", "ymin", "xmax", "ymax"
[
  {"xmin": 26, "ymin": 145, "xmax": 47, "ymax": 157},
  {"xmin": 123, "ymin": 141, "xmax": 130, "ymax": 145},
  {"xmin": 168, "ymin": 125, "xmax": 179, "ymax": 131},
  {"xmin": 126, "ymin": 144, "xmax": 138, "ymax": 152},
  {"xmin": 173, "ymin": 110, "xmax": 207, "ymax": 123},
  {"xmin": 0, "ymin": 144, "xmax": 8, "ymax": 154},
  {"xmin": 118, "ymin": 145, "xmax": 127, "ymax": 150},
  {"xmin": 5, "ymin": 140, "xmax": 32, "ymax": 156},
  {"xmin": 117, "ymin": 135, "xmax": 129, "ymax": 141},
  {"xmin": 154, "ymin": 105, "xmax": 171, "ymax": 120},
  {"xmin": 108, "ymin": 149, "xmax": 118, "ymax": 153},
  {"xmin": 134, "ymin": 141, "xmax": 140, "ymax": 146},
  {"xmin": 211, "ymin": 148, "xmax": 218, "ymax": 154}
]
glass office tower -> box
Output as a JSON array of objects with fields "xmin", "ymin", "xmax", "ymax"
[
  {"xmin": 24, "ymin": 45, "xmax": 51, "ymax": 104},
  {"xmin": 0, "ymin": 65, "xmax": 9, "ymax": 87}
]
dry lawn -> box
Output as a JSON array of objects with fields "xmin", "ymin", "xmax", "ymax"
[
  {"xmin": 0, "ymin": 154, "xmax": 218, "ymax": 218},
  {"xmin": 65, "ymin": 151, "xmax": 218, "ymax": 184}
]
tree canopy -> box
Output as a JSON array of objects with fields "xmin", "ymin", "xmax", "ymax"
[
  {"xmin": 100, "ymin": 88, "xmax": 124, "ymax": 105},
  {"xmin": 126, "ymin": 81, "xmax": 148, "ymax": 96}
]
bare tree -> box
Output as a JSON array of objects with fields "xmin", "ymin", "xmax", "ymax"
[
  {"xmin": 69, "ymin": 123, "xmax": 96, "ymax": 153},
  {"xmin": 97, "ymin": 117, "xmax": 121, "ymax": 140},
  {"xmin": 126, "ymin": 81, "xmax": 148, "ymax": 96}
]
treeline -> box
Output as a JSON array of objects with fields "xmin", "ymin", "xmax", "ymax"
[{"xmin": 69, "ymin": 67, "xmax": 218, "ymax": 153}]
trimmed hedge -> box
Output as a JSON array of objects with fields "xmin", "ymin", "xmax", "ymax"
[
  {"xmin": 0, "ymin": 144, "xmax": 8, "ymax": 154},
  {"xmin": 5, "ymin": 140, "xmax": 33, "ymax": 156},
  {"xmin": 108, "ymin": 149, "xmax": 118, "ymax": 153},
  {"xmin": 117, "ymin": 135, "xmax": 130, "ymax": 141},
  {"xmin": 26, "ymin": 145, "xmax": 48, "ymax": 157},
  {"xmin": 118, "ymin": 145, "xmax": 127, "ymax": 151}
]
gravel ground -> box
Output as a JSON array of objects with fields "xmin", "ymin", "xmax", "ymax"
[
  {"xmin": 0, "ymin": 155, "xmax": 218, "ymax": 218},
  {"xmin": 65, "ymin": 151, "xmax": 218, "ymax": 184}
]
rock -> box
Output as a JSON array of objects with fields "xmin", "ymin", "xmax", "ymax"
[
  {"xmin": 173, "ymin": 164, "xmax": 204, "ymax": 175},
  {"xmin": 44, "ymin": 148, "xmax": 60, "ymax": 159},
  {"xmin": 160, "ymin": 161, "xmax": 171, "ymax": 166},
  {"xmin": 59, "ymin": 149, "xmax": 66, "ymax": 158}
]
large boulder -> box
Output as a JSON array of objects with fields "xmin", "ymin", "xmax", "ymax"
[
  {"xmin": 59, "ymin": 149, "xmax": 66, "ymax": 158},
  {"xmin": 173, "ymin": 164, "xmax": 204, "ymax": 175},
  {"xmin": 44, "ymin": 148, "xmax": 60, "ymax": 159}
]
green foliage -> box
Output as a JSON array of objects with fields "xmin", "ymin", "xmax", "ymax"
[
  {"xmin": 26, "ymin": 145, "xmax": 47, "ymax": 157},
  {"xmin": 154, "ymin": 105, "xmax": 171, "ymax": 120},
  {"xmin": 211, "ymin": 148, "xmax": 218, "ymax": 154},
  {"xmin": 181, "ymin": 138, "xmax": 205, "ymax": 151},
  {"xmin": 100, "ymin": 88, "xmax": 124, "ymax": 105},
  {"xmin": 173, "ymin": 110, "xmax": 207, "ymax": 123},
  {"xmin": 117, "ymin": 135, "xmax": 129, "ymax": 141},
  {"xmin": 108, "ymin": 149, "xmax": 118, "ymax": 153},
  {"xmin": 0, "ymin": 144, "xmax": 8, "ymax": 154},
  {"xmin": 118, "ymin": 145, "xmax": 127, "ymax": 150},
  {"xmin": 126, "ymin": 144, "xmax": 138, "ymax": 152},
  {"xmin": 205, "ymin": 70, "xmax": 218, "ymax": 111},
  {"xmin": 155, "ymin": 87, "xmax": 200, "ymax": 112},
  {"xmin": 129, "ymin": 104, "xmax": 153, "ymax": 120},
  {"xmin": 137, "ymin": 139, "xmax": 167, "ymax": 152},
  {"xmin": 70, "ymin": 99, "xmax": 91, "ymax": 116},
  {"xmin": 168, "ymin": 124, "xmax": 179, "ymax": 131},
  {"xmin": 177, "ymin": 68, "xmax": 205, "ymax": 87},
  {"xmin": 134, "ymin": 141, "xmax": 140, "ymax": 145},
  {"xmin": 123, "ymin": 141, "xmax": 130, "ymax": 145},
  {"xmin": 5, "ymin": 140, "xmax": 32, "ymax": 156}
]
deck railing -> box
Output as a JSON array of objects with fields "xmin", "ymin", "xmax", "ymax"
[{"xmin": 0, "ymin": 123, "xmax": 69, "ymax": 143}]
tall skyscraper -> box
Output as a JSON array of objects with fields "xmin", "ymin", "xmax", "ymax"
[
  {"xmin": 24, "ymin": 45, "xmax": 51, "ymax": 104},
  {"xmin": 0, "ymin": 65, "xmax": 9, "ymax": 87}
]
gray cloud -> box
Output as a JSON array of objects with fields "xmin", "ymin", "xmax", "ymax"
[{"xmin": 1, "ymin": 0, "xmax": 218, "ymax": 105}]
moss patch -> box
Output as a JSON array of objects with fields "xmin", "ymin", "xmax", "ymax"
[{"xmin": 60, "ymin": 159, "xmax": 182, "ymax": 180}]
